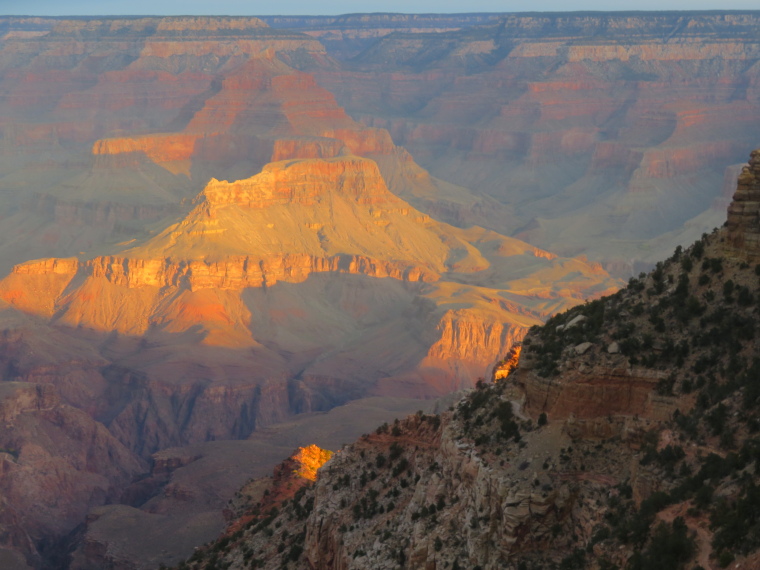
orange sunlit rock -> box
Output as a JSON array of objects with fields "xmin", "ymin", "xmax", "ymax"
[
  {"xmin": 292, "ymin": 444, "xmax": 334, "ymax": 482},
  {"xmin": 494, "ymin": 343, "xmax": 522, "ymax": 381}
]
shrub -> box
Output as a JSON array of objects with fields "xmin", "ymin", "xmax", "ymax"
[{"xmin": 628, "ymin": 518, "xmax": 695, "ymax": 570}]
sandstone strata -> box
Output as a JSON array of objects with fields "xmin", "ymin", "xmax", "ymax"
[
  {"xmin": 179, "ymin": 157, "xmax": 760, "ymax": 569},
  {"xmin": 184, "ymin": 405, "xmax": 655, "ymax": 569},
  {"xmin": 0, "ymin": 144, "xmax": 618, "ymax": 498},
  {"xmin": 68, "ymin": 398, "xmax": 436, "ymax": 570},
  {"xmin": 726, "ymin": 149, "xmax": 760, "ymax": 257},
  {"xmin": 305, "ymin": 12, "xmax": 760, "ymax": 273},
  {"xmin": 4, "ymin": 14, "xmax": 747, "ymax": 568},
  {"xmin": 0, "ymin": 382, "xmax": 144, "ymax": 568}
]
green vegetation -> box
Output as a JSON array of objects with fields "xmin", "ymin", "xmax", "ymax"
[
  {"xmin": 175, "ymin": 228, "xmax": 760, "ymax": 570},
  {"xmin": 627, "ymin": 518, "xmax": 695, "ymax": 570},
  {"xmin": 514, "ymin": 230, "xmax": 760, "ymax": 567}
]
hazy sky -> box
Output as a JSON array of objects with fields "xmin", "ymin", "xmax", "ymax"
[{"xmin": 3, "ymin": 0, "xmax": 760, "ymax": 16}]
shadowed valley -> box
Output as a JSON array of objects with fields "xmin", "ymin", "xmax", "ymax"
[{"xmin": 0, "ymin": 12, "xmax": 757, "ymax": 570}]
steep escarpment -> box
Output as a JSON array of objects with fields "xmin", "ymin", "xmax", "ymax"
[
  {"xmin": 1, "ymin": 13, "xmax": 758, "ymax": 275},
  {"xmin": 726, "ymin": 149, "xmax": 760, "ymax": 257},
  {"xmin": 0, "ymin": 16, "xmax": 338, "ymax": 272},
  {"xmin": 0, "ymin": 382, "xmax": 144, "ymax": 569},
  {"xmin": 4, "ymin": 14, "xmax": 758, "ymax": 569},
  {"xmin": 86, "ymin": 46, "xmax": 495, "ymax": 231},
  {"xmin": 260, "ymin": 13, "xmax": 502, "ymax": 59},
  {"xmin": 310, "ymin": 12, "xmax": 760, "ymax": 274},
  {"xmin": 0, "ymin": 152, "xmax": 618, "ymax": 421},
  {"xmin": 0, "ymin": 16, "xmax": 327, "ymax": 143},
  {"xmin": 179, "ymin": 149, "xmax": 760, "ymax": 570},
  {"xmin": 0, "ymin": 16, "xmax": 508, "ymax": 275},
  {"xmin": 0, "ymin": 159, "xmax": 617, "ymax": 570},
  {"xmin": 0, "ymin": 20, "xmax": 616, "ymax": 563},
  {"xmin": 67, "ymin": 397, "xmax": 442, "ymax": 570}
]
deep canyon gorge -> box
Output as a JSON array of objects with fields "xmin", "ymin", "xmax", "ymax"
[{"xmin": 0, "ymin": 11, "xmax": 757, "ymax": 569}]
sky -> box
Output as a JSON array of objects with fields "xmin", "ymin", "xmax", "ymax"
[{"xmin": 2, "ymin": 0, "xmax": 760, "ymax": 16}]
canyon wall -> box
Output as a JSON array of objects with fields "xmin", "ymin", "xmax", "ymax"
[
  {"xmin": 727, "ymin": 148, "xmax": 760, "ymax": 257},
  {"xmin": 0, "ymin": 382, "xmax": 144, "ymax": 568},
  {"xmin": 2, "ymin": 13, "xmax": 756, "ymax": 568},
  {"xmin": 0, "ymin": 16, "xmax": 333, "ymax": 273},
  {"xmin": 180, "ymin": 154, "xmax": 760, "ymax": 570},
  {"xmin": 0, "ymin": 118, "xmax": 618, "ymax": 528},
  {"xmin": 5, "ymin": 13, "xmax": 758, "ymax": 276},
  {"xmin": 283, "ymin": 12, "xmax": 760, "ymax": 274}
]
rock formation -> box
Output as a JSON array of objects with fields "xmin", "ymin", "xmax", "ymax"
[
  {"xmin": 0, "ymin": 382, "xmax": 144, "ymax": 568},
  {"xmin": 0, "ymin": 13, "xmax": 757, "ymax": 568},
  {"xmin": 288, "ymin": 12, "xmax": 760, "ymax": 273},
  {"xmin": 5, "ymin": 13, "xmax": 757, "ymax": 275},
  {"xmin": 0, "ymin": 148, "xmax": 618, "ymax": 459},
  {"xmin": 177, "ymin": 148, "xmax": 760, "ymax": 570},
  {"xmin": 0, "ymin": 21, "xmax": 620, "ymax": 564},
  {"xmin": 68, "ymin": 398, "xmax": 438, "ymax": 570},
  {"xmin": 727, "ymin": 149, "xmax": 760, "ymax": 256}
]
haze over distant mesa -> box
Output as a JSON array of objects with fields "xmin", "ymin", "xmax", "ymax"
[
  {"xmin": 0, "ymin": 9, "xmax": 757, "ymax": 570},
  {"xmin": 8, "ymin": 0, "xmax": 760, "ymax": 15}
]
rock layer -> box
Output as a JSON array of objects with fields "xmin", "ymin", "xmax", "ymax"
[
  {"xmin": 727, "ymin": 149, "xmax": 760, "ymax": 257},
  {"xmin": 0, "ymin": 382, "xmax": 144, "ymax": 568},
  {"xmin": 301, "ymin": 12, "xmax": 760, "ymax": 273}
]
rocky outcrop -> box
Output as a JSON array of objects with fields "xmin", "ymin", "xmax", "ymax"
[
  {"xmin": 0, "ymin": 382, "xmax": 144, "ymax": 568},
  {"xmin": 67, "ymin": 397, "xmax": 436, "ymax": 570},
  {"xmin": 299, "ymin": 414, "xmax": 606, "ymax": 570},
  {"xmin": 512, "ymin": 150, "xmax": 760, "ymax": 430},
  {"xmin": 726, "ymin": 149, "xmax": 760, "ymax": 257},
  {"xmin": 270, "ymin": 137, "xmax": 345, "ymax": 161},
  {"xmin": 87, "ymin": 252, "xmax": 436, "ymax": 291},
  {"xmin": 0, "ymin": 142, "xmax": 618, "ymax": 474},
  {"xmin": 309, "ymin": 12, "xmax": 760, "ymax": 273},
  {"xmin": 0, "ymin": 17, "xmax": 328, "ymax": 140},
  {"xmin": 179, "ymin": 165, "xmax": 760, "ymax": 569},
  {"xmin": 183, "ymin": 402, "xmax": 655, "ymax": 570},
  {"xmin": 261, "ymin": 13, "xmax": 501, "ymax": 59},
  {"xmin": 199, "ymin": 156, "xmax": 399, "ymax": 209},
  {"xmin": 519, "ymin": 361, "xmax": 670, "ymax": 421},
  {"xmin": 0, "ymin": 15, "xmax": 660, "ymax": 568},
  {"xmin": 422, "ymin": 311, "xmax": 526, "ymax": 377},
  {"xmin": 0, "ymin": 16, "xmax": 345, "ymax": 274},
  {"xmin": 92, "ymin": 134, "xmax": 202, "ymax": 165},
  {"xmin": 493, "ymin": 343, "xmax": 521, "ymax": 380},
  {"xmin": 0, "ymin": 14, "xmax": 511, "ymax": 280}
]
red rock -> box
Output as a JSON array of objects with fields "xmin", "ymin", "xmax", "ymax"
[{"xmin": 0, "ymin": 382, "xmax": 144, "ymax": 566}]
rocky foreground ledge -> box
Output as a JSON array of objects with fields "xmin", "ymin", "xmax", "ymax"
[{"xmin": 175, "ymin": 150, "xmax": 760, "ymax": 569}]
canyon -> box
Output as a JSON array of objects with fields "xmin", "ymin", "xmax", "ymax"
[
  {"xmin": 266, "ymin": 12, "xmax": 760, "ymax": 273},
  {"xmin": 179, "ymin": 149, "xmax": 760, "ymax": 570},
  {"xmin": 0, "ymin": 11, "xmax": 757, "ymax": 569}
]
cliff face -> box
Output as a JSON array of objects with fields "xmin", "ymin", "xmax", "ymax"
[
  {"xmin": 304, "ymin": 12, "xmax": 760, "ymax": 273},
  {"xmin": 0, "ymin": 149, "xmax": 618, "ymax": 428},
  {"xmin": 0, "ymin": 382, "xmax": 144, "ymax": 568},
  {"xmin": 0, "ymin": 16, "xmax": 336, "ymax": 273},
  {"xmin": 261, "ymin": 13, "xmax": 502, "ymax": 60},
  {"xmin": 726, "ymin": 149, "xmax": 760, "ymax": 256},
  {"xmin": 178, "ymin": 149, "xmax": 760, "ymax": 570},
  {"xmin": 0, "ymin": 15, "xmax": 509, "ymax": 276},
  {"xmin": 0, "ymin": 156, "xmax": 619, "ymax": 538},
  {"xmin": 0, "ymin": 13, "xmax": 757, "ymax": 276},
  {"xmin": 0, "ymin": 17, "xmax": 327, "ymax": 143},
  {"xmin": 2, "ymin": 14, "xmax": 757, "ymax": 568},
  {"xmin": 0, "ymin": 18, "xmax": 555, "ymax": 566}
]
